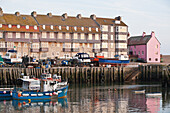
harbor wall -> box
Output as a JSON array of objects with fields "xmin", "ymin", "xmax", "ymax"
[{"xmin": 0, "ymin": 65, "xmax": 169, "ymax": 85}]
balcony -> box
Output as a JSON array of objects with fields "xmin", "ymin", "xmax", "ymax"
[
  {"xmin": 63, "ymin": 48, "xmax": 71, "ymax": 52},
  {"xmin": 30, "ymin": 48, "xmax": 39, "ymax": 52},
  {"xmin": 92, "ymin": 49, "xmax": 100, "ymax": 53},
  {"xmin": 71, "ymin": 48, "xmax": 79, "ymax": 52},
  {"xmin": 40, "ymin": 48, "xmax": 48, "ymax": 52}
]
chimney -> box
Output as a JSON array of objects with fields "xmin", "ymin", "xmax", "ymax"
[
  {"xmin": 115, "ymin": 16, "xmax": 122, "ymax": 21},
  {"xmin": 151, "ymin": 31, "xmax": 155, "ymax": 37},
  {"xmin": 0, "ymin": 7, "xmax": 3, "ymax": 16},
  {"xmin": 15, "ymin": 11, "xmax": 20, "ymax": 16},
  {"xmin": 31, "ymin": 11, "xmax": 37, "ymax": 17},
  {"xmin": 77, "ymin": 14, "xmax": 82, "ymax": 19},
  {"xmin": 62, "ymin": 13, "xmax": 68, "ymax": 19},
  {"xmin": 47, "ymin": 12, "xmax": 52, "ymax": 17},
  {"xmin": 142, "ymin": 32, "xmax": 146, "ymax": 37},
  {"xmin": 90, "ymin": 14, "xmax": 96, "ymax": 20}
]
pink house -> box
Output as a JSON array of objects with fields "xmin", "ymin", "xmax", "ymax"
[{"xmin": 128, "ymin": 32, "xmax": 160, "ymax": 63}]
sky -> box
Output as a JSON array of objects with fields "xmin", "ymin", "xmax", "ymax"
[{"xmin": 0, "ymin": 0, "xmax": 170, "ymax": 54}]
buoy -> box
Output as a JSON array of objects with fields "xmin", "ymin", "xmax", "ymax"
[
  {"xmin": 18, "ymin": 102, "xmax": 22, "ymax": 107},
  {"xmin": 18, "ymin": 93, "xmax": 21, "ymax": 97},
  {"xmin": 23, "ymin": 102, "xmax": 26, "ymax": 105},
  {"xmin": 28, "ymin": 99, "xmax": 31, "ymax": 103}
]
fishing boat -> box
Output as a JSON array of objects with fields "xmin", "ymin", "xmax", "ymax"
[{"xmin": 12, "ymin": 73, "xmax": 68, "ymax": 100}]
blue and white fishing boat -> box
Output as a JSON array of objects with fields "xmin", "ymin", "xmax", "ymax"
[
  {"xmin": 0, "ymin": 87, "xmax": 13, "ymax": 97},
  {"xmin": 12, "ymin": 73, "xmax": 68, "ymax": 100}
]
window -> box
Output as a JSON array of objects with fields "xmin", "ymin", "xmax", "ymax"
[
  {"xmin": 64, "ymin": 43, "xmax": 71, "ymax": 48},
  {"xmin": 32, "ymin": 43, "xmax": 39, "ymax": 48},
  {"xmin": 7, "ymin": 42, "xmax": 14, "ymax": 48},
  {"xmin": 149, "ymin": 58, "xmax": 151, "ymax": 61},
  {"xmin": 42, "ymin": 32, "xmax": 46, "ymax": 38},
  {"xmin": 101, "ymin": 25, "xmax": 108, "ymax": 31},
  {"xmin": 66, "ymin": 26, "xmax": 69, "ymax": 30},
  {"xmin": 33, "ymin": 33, "xmax": 38, "ymax": 39},
  {"xmin": 94, "ymin": 43, "xmax": 100, "ymax": 49},
  {"xmin": 81, "ymin": 27, "xmax": 84, "ymax": 31},
  {"xmin": 8, "ymin": 33, "xmax": 12, "ymax": 38},
  {"xmin": 111, "ymin": 43, "xmax": 114, "ymax": 48},
  {"xmin": 17, "ymin": 25, "xmax": 20, "ymax": 29},
  {"xmin": 134, "ymin": 51, "xmax": 136, "ymax": 55},
  {"xmin": 18, "ymin": 42, "xmax": 21, "ymax": 47},
  {"xmin": 25, "ymin": 33, "xmax": 29, "ymax": 39},
  {"xmin": 73, "ymin": 43, "xmax": 80, "ymax": 48},
  {"xmin": 50, "ymin": 32, "xmax": 54, "ymax": 38},
  {"xmin": 26, "ymin": 25, "xmax": 29, "ymax": 29},
  {"xmin": 0, "ymin": 32, "xmax": 3, "ymax": 38},
  {"xmin": 138, "ymin": 51, "xmax": 140, "ymax": 55},
  {"xmin": 16, "ymin": 33, "xmax": 20, "ymax": 38},
  {"xmin": 65, "ymin": 33, "xmax": 70, "ymax": 39},
  {"xmin": 156, "ymin": 45, "xmax": 158, "ymax": 48},
  {"xmin": 51, "ymin": 25, "xmax": 53, "ymax": 30},
  {"xmin": 58, "ymin": 33, "xmax": 62, "ymax": 39},
  {"xmin": 102, "ymin": 42, "xmax": 108, "ymax": 48},
  {"xmin": 89, "ymin": 27, "xmax": 91, "ymax": 31},
  {"xmin": 41, "ymin": 42, "xmax": 48, "ymax": 48},
  {"xmin": 111, "ymin": 26, "xmax": 114, "ymax": 32},
  {"xmin": 111, "ymin": 35, "xmax": 113, "ymax": 40},
  {"xmin": 59, "ymin": 26, "xmax": 61, "ymax": 30},
  {"xmin": 80, "ymin": 33, "xmax": 85, "ymax": 39},
  {"xmin": 0, "ymin": 24, "xmax": 2, "ymax": 28},
  {"xmin": 102, "ymin": 34, "xmax": 108, "ymax": 40},
  {"xmin": 8, "ymin": 24, "xmax": 12, "ymax": 28},
  {"xmin": 74, "ymin": 26, "xmax": 77, "ymax": 31},
  {"xmin": 24, "ymin": 43, "xmax": 27, "ymax": 47},
  {"xmin": 57, "ymin": 43, "xmax": 60, "ymax": 47},
  {"xmin": 134, "ymin": 45, "xmax": 136, "ymax": 49},
  {"xmin": 74, "ymin": 33, "xmax": 78, "ymax": 39},
  {"xmin": 95, "ymin": 34, "xmax": 99, "ymax": 40},
  {"xmin": 87, "ymin": 43, "xmax": 90, "ymax": 48},
  {"xmin": 96, "ymin": 28, "xmax": 98, "ymax": 32},
  {"xmin": 142, "ymin": 51, "xmax": 144, "ymax": 55},
  {"xmin": 0, "ymin": 42, "xmax": 5, "ymax": 48},
  {"xmin": 43, "ymin": 25, "xmax": 46, "ymax": 29},
  {"xmin": 155, "ymin": 58, "xmax": 158, "ymax": 61},
  {"xmin": 88, "ymin": 34, "xmax": 92, "ymax": 40},
  {"xmin": 34, "ymin": 25, "xmax": 37, "ymax": 30}
]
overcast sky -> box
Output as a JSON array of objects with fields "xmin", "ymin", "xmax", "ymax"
[{"xmin": 1, "ymin": 0, "xmax": 170, "ymax": 54}]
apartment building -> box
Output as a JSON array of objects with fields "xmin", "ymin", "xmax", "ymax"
[{"xmin": 0, "ymin": 8, "xmax": 128, "ymax": 59}]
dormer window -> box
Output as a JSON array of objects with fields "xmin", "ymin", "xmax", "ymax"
[
  {"xmin": 17, "ymin": 25, "xmax": 20, "ymax": 29},
  {"xmin": 59, "ymin": 26, "xmax": 61, "ymax": 30},
  {"xmin": 74, "ymin": 26, "xmax": 77, "ymax": 31},
  {"xmin": 34, "ymin": 25, "xmax": 37, "ymax": 30},
  {"xmin": 89, "ymin": 27, "xmax": 91, "ymax": 31},
  {"xmin": 26, "ymin": 25, "xmax": 29, "ymax": 29},
  {"xmin": 51, "ymin": 25, "xmax": 53, "ymax": 30},
  {"xmin": 96, "ymin": 28, "xmax": 98, "ymax": 32},
  {"xmin": 8, "ymin": 24, "xmax": 12, "ymax": 28},
  {"xmin": 43, "ymin": 25, "xmax": 46, "ymax": 29},
  {"xmin": 66, "ymin": 26, "xmax": 69, "ymax": 30},
  {"xmin": 0, "ymin": 24, "xmax": 2, "ymax": 28},
  {"xmin": 81, "ymin": 27, "xmax": 84, "ymax": 31}
]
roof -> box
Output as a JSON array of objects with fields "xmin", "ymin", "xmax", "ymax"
[
  {"xmin": 95, "ymin": 17, "xmax": 127, "ymax": 26},
  {"xmin": 35, "ymin": 15, "xmax": 98, "ymax": 27},
  {"xmin": 128, "ymin": 35, "xmax": 151, "ymax": 46}
]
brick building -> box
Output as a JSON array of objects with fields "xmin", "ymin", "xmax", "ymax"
[{"xmin": 0, "ymin": 8, "xmax": 128, "ymax": 59}]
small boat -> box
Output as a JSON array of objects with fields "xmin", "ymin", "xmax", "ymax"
[
  {"xmin": 146, "ymin": 93, "xmax": 162, "ymax": 97},
  {"xmin": 133, "ymin": 90, "xmax": 145, "ymax": 94}
]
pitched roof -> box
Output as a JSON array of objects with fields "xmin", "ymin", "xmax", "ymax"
[
  {"xmin": 95, "ymin": 17, "xmax": 127, "ymax": 26},
  {"xmin": 128, "ymin": 35, "xmax": 151, "ymax": 46},
  {"xmin": 35, "ymin": 15, "xmax": 98, "ymax": 27}
]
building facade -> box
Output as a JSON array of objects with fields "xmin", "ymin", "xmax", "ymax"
[
  {"xmin": 0, "ymin": 8, "xmax": 128, "ymax": 59},
  {"xmin": 128, "ymin": 32, "xmax": 160, "ymax": 63}
]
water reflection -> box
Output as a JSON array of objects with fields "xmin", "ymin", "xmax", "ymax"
[{"xmin": 0, "ymin": 84, "xmax": 170, "ymax": 113}]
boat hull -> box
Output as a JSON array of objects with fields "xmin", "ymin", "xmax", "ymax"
[
  {"xmin": 58, "ymin": 85, "xmax": 68, "ymax": 98},
  {"xmin": 0, "ymin": 91, "xmax": 12, "ymax": 97},
  {"xmin": 12, "ymin": 91, "xmax": 53, "ymax": 100}
]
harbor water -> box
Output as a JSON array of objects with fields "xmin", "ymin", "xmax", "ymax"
[{"xmin": 0, "ymin": 83, "xmax": 170, "ymax": 113}]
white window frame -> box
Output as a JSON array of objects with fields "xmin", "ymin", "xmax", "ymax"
[
  {"xmin": 42, "ymin": 32, "xmax": 47, "ymax": 38},
  {"xmin": 8, "ymin": 32, "xmax": 13, "ymax": 38},
  {"xmin": 25, "ymin": 33, "xmax": 29, "ymax": 39},
  {"xmin": 16, "ymin": 33, "xmax": 20, "ymax": 38},
  {"xmin": 26, "ymin": 25, "xmax": 29, "ymax": 29},
  {"xmin": 33, "ymin": 33, "xmax": 38, "ymax": 39},
  {"xmin": 50, "ymin": 32, "xmax": 54, "ymax": 38}
]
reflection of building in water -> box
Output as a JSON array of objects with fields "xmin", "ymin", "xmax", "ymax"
[
  {"xmin": 117, "ymin": 100, "xmax": 128, "ymax": 113},
  {"xmin": 146, "ymin": 97, "xmax": 160, "ymax": 113}
]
